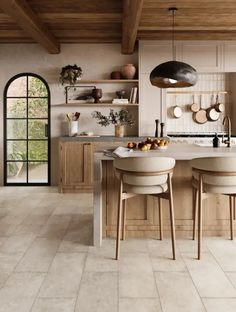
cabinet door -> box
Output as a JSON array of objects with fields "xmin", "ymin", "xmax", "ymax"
[
  {"xmin": 224, "ymin": 43, "xmax": 236, "ymax": 72},
  {"xmin": 139, "ymin": 41, "xmax": 182, "ymax": 73},
  {"xmin": 139, "ymin": 73, "xmax": 163, "ymax": 136},
  {"xmin": 182, "ymin": 42, "xmax": 223, "ymax": 72},
  {"xmin": 59, "ymin": 142, "xmax": 93, "ymax": 191}
]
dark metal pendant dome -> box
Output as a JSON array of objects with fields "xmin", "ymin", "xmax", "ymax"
[
  {"xmin": 150, "ymin": 60, "xmax": 198, "ymax": 88},
  {"xmin": 149, "ymin": 7, "xmax": 198, "ymax": 89}
]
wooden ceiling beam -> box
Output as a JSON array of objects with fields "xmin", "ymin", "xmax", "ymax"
[
  {"xmin": 122, "ymin": 0, "xmax": 144, "ymax": 54},
  {"xmin": 0, "ymin": 0, "xmax": 60, "ymax": 53}
]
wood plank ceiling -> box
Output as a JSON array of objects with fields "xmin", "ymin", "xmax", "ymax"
[{"xmin": 1, "ymin": 0, "xmax": 236, "ymax": 54}]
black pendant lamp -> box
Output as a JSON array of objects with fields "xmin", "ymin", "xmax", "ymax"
[{"xmin": 150, "ymin": 7, "xmax": 198, "ymax": 88}]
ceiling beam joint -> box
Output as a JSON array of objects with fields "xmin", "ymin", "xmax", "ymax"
[
  {"xmin": 122, "ymin": 0, "xmax": 144, "ymax": 54},
  {"xmin": 0, "ymin": 0, "xmax": 60, "ymax": 54}
]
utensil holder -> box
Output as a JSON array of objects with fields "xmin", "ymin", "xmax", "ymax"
[{"xmin": 68, "ymin": 121, "xmax": 78, "ymax": 136}]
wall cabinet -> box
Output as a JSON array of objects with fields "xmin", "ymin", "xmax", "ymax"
[
  {"xmin": 139, "ymin": 73, "xmax": 163, "ymax": 136},
  {"xmin": 139, "ymin": 41, "xmax": 182, "ymax": 73},
  {"xmin": 224, "ymin": 43, "xmax": 236, "ymax": 72},
  {"xmin": 59, "ymin": 141, "xmax": 93, "ymax": 192},
  {"xmin": 139, "ymin": 40, "xmax": 224, "ymax": 73},
  {"xmin": 181, "ymin": 42, "xmax": 223, "ymax": 72}
]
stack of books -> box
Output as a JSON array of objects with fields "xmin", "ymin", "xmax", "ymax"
[
  {"xmin": 112, "ymin": 98, "xmax": 129, "ymax": 104},
  {"xmin": 129, "ymin": 86, "xmax": 138, "ymax": 104}
]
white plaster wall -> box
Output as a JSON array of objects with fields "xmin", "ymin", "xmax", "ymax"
[{"xmin": 0, "ymin": 43, "xmax": 138, "ymax": 185}]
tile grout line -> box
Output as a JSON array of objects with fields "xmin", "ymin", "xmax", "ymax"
[
  {"xmin": 181, "ymin": 239, "xmax": 208, "ymax": 312},
  {"xmin": 73, "ymin": 251, "xmax": 89, "ymax": 312},
  {"xmin": 0, "ymin": 233, "xmax": 37, "ymax": 292},
  {"xmin": 205, "ymin": 239, "xmax": 236, "ymax": 293},
  {"xmin": 147, "ymin": 239, "xmax": 164, "ymax": 312},
  {"xmin": 28, "ymin": 215, "xmax": 73, "ymax": 312}
]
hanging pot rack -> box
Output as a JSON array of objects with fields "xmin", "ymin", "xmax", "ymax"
[{"xmin": 166, "ymin": 90, "xmax": 229, "ymax": 95}]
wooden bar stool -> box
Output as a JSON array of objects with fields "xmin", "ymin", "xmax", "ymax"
[
  {"xmin": 113, "ymin": 156, "xmax": 176, "ymax": 260},
  {"xmin": 190, "ymin": 157, "xmax": 236, "ymax": 260}
]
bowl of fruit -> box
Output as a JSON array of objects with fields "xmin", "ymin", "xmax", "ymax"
[{"xmin": 127, "ymin": 137, "xmax": 169, "ymax": 152}]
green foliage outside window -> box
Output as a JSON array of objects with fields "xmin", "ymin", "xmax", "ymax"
[{"xmin": 7, "ymin": 76, "xmax": 48, "ymax": 176}]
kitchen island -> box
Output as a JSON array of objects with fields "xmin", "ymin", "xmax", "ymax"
[{"xmin": 93, "ymin": 143, "xmax": 236, "ymax": 246}]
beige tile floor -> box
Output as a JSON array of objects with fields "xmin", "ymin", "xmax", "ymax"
[{"xmin": 1, "ymin": 187, "xmax": 236, "ymax": 311}]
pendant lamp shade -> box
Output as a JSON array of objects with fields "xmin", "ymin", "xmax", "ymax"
[
  {"xmin": 150, "ymin": 60, "xmax": 198, "ymax": 88},
  {"xmin": 149, "ymin": 7, "xmax": 198, "ymax": 88}
]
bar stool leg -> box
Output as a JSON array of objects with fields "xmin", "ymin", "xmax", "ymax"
[
  {"xmin": 193, "ymin": 188, "xmax": 198, "ymax": 240},
  {"xmin": 167, "ymin": 173, "xmax": 176, "ymax": 260},
  {"xmin": 229, "ymin": 196, "xmax": 234, "ymax": 240},
  {"xmin": 198, "ymin": 176, "xmax": 203, "ymax": 260},
  {"xmin": 233, "ymin": 196, "xmax": 236, "ymax": 221},
  {"xmin": 116, "ymin": 179, "xmax": 123, "ymax": 260},
  {"xmin": 158, "ymin": 197, "xmax": 163, "ymax": 240},
  {"xmin": 122, "ymin": 199, "xmax": 126, "ymax": 241}
]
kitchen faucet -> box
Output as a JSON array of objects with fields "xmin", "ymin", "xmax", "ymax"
[{"xmin": 222, "ymin": 116, "xmax": 231, "ymax": 147}]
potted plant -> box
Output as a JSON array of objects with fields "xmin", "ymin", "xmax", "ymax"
[
  {"xmin": 92, "ymin": 109, "xmax": 134, "ymax": 137},
  {"xmin": 59, "ymin": 64, "xmax": 82, "ymax": 85}
]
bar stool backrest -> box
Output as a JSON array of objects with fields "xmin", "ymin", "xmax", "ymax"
[
  {"xmin": 114, "ymin": 157, "xmax": 175, "ymax": 186},
  {"xmin": 190, "ymin": 157, "xmax": 236, "ymax": 186}
]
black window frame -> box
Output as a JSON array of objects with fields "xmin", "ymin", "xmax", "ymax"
[{"xmin": 3, "ymin": 72, "xmax": 51, "ymax": 186}]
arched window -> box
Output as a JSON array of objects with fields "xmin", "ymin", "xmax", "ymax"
[{"xmin": 4, "ymin": 73, "xmax": 51, "ymax": 185}]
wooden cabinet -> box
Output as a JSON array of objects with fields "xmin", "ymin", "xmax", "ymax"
[
  {"xmin": 224, "ymin": 43, "xmax": 236, "ymax": 72},
  {"xmin": 139, "ymin": 73, "xmax": 163, "ymax": 136},
  {"xmin": 139, "ymin": 41, "xmax": 182, "ymax": 73},
  {"xmin": 102, "ymin": 160, "xmax": 231, "ymax": 238},
  {"xmin": 139, "ymin": 40, "xmax": 224, "ymax": 73},
  {"xmin": 58, "ymin": 140, "xmax": 128, "ymax": 193},
  {"xmin": 59, "ymin": 141, "xmax": 93, "ymax": 192},
  {"xmin": 182, "ymin": 42, "xmax": 223, "ymax": 72}
]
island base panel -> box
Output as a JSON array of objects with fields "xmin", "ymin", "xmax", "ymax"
[{"xmin": 102, "ymin": 160, "xmax": 234, "ymax": 238}]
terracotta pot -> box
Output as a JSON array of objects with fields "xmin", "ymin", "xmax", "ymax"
[
  {"xmin": 115, "ymin": 125, "xmax": 124, "ymax": 137},
  {"xmin": 121, "ymin": 64, "xmax": 136, "ymax": 79},
  {"xmin": 110, "ymin": 71, "xmax": 122, "ymax": 79}
]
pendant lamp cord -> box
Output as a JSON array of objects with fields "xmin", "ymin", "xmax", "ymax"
[
  {"xmin": 169, "ymin": 7, "xmax": 177, "ymax": 61},
  {"xmin": 172, "ymin": 8, "xmax": 176, "ymax": 61}
]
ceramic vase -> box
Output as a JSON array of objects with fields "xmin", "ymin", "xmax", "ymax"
[
  {"xmin": 68, "ymin": 121, "xmax": 78, "ymax": 136},
  {"xmin": 121, "ymin": 64, "xmax": 136, "ymax": 79},
  {"xmin": 92, "ymin": 88, "xmax": 102, "ymax": 103},
  {"xmin": 115, "ymin": 125, "xmax": 124, "ymax": 137}
]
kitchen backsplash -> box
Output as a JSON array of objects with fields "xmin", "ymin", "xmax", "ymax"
[{"xmin": 165, "ymin": 73, "xmax": 229, "ymax": 134}]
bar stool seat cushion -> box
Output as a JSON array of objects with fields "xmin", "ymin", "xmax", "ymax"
[
  {"xmin": 192, "ymin": 178, "xmax": 236, "ymax": 194},
  {"xmin": 124, "ymin": 183, "xmax": 168, "ymax": 195}
]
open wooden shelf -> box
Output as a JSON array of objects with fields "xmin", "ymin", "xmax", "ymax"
[
  {"xmin": 75, "ymin": 79, "xmax": 138, "ymax": 84},
  {"xmin": 167, "ymin": 90, "xmax": 229, "ymax": 95},
  {"xmin": 53, "ymin": 103, "xmax": 139, "ymax": 107}
]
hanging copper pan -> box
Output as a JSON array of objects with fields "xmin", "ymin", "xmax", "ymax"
[
  {"xmin": 206, "ymin": 95, "xmax": 220, "ymax": 122},
  {"xmin": 214, "ymin": 94, "xmax": 225, "ymax": 113},
  {"xmin": 193, "ymin": 95, "xmax": 207, "ymax": 124},
  {"xmin": 190, "ymin": 94, "xmax": 200, "ymax": 112}
]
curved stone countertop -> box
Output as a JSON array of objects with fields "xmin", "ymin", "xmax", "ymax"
[
  {"xmin": 58, "ymin": 135, "xmax": 150, "ymax": 142},
  {"xmin": 93, "ymin": 143, "xmax": 236, "ymax": 246}
]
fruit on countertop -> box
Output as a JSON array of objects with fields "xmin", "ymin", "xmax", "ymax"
[
  {"xmin": 138, "ymin": 142, "xmax": 146, "ymax": 151},
  {"xmin": 151, "ymin": 142, "xmax": 159, "ymax": 150},
  {"xmin": 127, "ymin": 142, "xmax": 137, "ymax": 149},
  {"xmin": 128, "ymin": 138, "xmax": 169, "ymax": 152},
  {"xmin": 137, "ymin": 142, "xmax": 150, "ymax": 151},
  {"xmin": 145, "ymin": 137, "xmax": 153, "ymax": 144}
]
